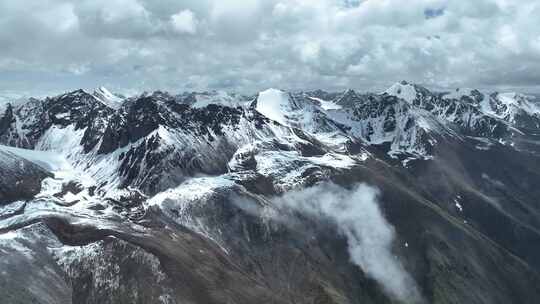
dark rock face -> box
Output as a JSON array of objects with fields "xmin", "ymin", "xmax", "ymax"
[
  {"xmin": 1, "ymin": 84, "xmax": 540, "ymax": 304},
  {"xmin": 0, "ymin": 149, "xmax": 51, "ymax": 204},
  {"xmin": 330, "ymin": 162, "xmax": 540, "ymax": 304},
  {"xmin": 0, "ymin": 104, "xmax": 15, "ymax": 135},
  {"xmin": 410, "ymin": 137, "xmax": 540, "ymax": 271},
  {"xmin": 59, "ymin": 237, "xmax": 178, "ymax": 304},
  {"xmin": 97, "ymin": 96, "xmax": 255, "ymax": 155},
  {"xmin": 0, "ymin": 91, "xmax": 115, "ymax": 151},
  {"xmin": 0, "ymin": 224, "xmax": 72, "ymax": 304},
  {"xmin": 335, "ymin": 89, "xmax": 365, "ymax": 107}
]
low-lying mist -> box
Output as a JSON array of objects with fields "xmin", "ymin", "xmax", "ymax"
[{"xmin": 271, "ymin": 182, "xmax": 422, "ymax": 303}]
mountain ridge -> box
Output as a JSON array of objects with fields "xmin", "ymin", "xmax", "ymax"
[{"xmin": 1, "ymin": 81, "xmax": 540, "ymax": 304}]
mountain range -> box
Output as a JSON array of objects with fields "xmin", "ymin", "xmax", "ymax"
[{"xmin": 1, "ymin": 81, "xmax": 540, "ymax": 304}]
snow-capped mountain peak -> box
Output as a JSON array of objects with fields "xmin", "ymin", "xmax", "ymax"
[
  {"xmin": 474, "ymin": 91, "xmax": 540, "ymax": 127},
  {"xmin": 254, "ymin": 88, "xmax": 294, "ymax": 125},
  {"xmin": 0, "ymin": 93, "xmax": 30, "ymax": 113},
  {"xmin": 252, "ymin": 88, "xmax": 348, "ymax": 137},
  {"xmin": 178, "ymin": 90, "xmax": 250, "ymax": 109},
  {"xmin": 334, "ymin": 89, "xmax": 362, "ymax": 107},
  {"xmin": 92, "ymin": 86, "xmax": 124, "ymax": 109},
  {"xmin": 495, "ymin": 92, "xmax": 539, "ymax": 114},
  {"xmin": 383, "ymin": 81, "xmax": 419, "ymax": 104},
  {"xmin": 255, "ymin": 89, "xmax": 292, "ymax": 125}
]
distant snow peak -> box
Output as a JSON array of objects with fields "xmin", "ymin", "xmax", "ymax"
[
  {"xmin": 96, "ymin": 86, "xmax": 113, "ymax": 96},
  {"xmin": 443, "ymin": 87, "xmax": 476, "ymax": 100},
  {"xmin": 384, "ymin": 81, "xmax": 418, "ymax": 104},
  {"xmin": 497, "ymin": 92, "xmax": 538, "ymax": 113},
  {"xmin": 308, "ymin": 96, "xmax": 342, "ymax": 110},
  {"xmin": 191, "ymin": 91, "xmax": 242, "ymax": 108},
  {"xmin": 0, "ymin": 94, "xmax": 29, "ymax": 112},
  {"xmin": 475, "ymin": 91, "xmax": 540, "ymax": 123},
  {"xmin": 92, "ymin": 86, "xmax": 124, "ymax": 109}
]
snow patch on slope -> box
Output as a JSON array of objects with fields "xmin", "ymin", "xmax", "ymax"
[
  {"xmin": 0, "ymin": 145, "xmax": 68, "ymax": 172},
  {"xmin": 0, "ymin": 229, "xmax": 36, "ymax": 259},
  {"xmin": 147, "ymin": 176, "xmax": 235, "ymax": 208},
  {"xmin": 146, "ymin": 176, "xmax": 235, "ymax": 251},
  {"xmin": 253, "ymin": 149, "xmax": 359, "ymax": 190}
]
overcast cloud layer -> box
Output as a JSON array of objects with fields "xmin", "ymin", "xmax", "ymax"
[{"xmin": 1, "ymin": 0, "xmax": 540, "ymax": 96}]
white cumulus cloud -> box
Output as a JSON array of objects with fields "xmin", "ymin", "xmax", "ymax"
[
  {"xmin": 1, "ymin": 0, "xmax": 540, "ymax": 95},
  {"xmin": 171, "ymin": 9, "xmax": 198, "ymax": 34}
]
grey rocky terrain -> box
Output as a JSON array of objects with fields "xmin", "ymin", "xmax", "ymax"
[{"xmin": 1, "ymin": 82, "xmax": 540, "ymax": 304}]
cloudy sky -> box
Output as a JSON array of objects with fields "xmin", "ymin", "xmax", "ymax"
[{"xmin": 1, "ymin": 0, "xmax": 539, "ymax": 97}]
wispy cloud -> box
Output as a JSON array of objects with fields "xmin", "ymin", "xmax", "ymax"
[{"xmin": 272, "ymin": 182, "xmax": 423, "ymax": 303}]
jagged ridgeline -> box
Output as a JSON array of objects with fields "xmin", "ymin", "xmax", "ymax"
[{"xmin": 1, "ymin": 82, "xmax": 540, "ymax": 304}]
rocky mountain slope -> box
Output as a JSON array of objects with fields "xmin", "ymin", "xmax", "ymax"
[{"xmin": 1, "ymin": 82, "xmax": 540, "ymax": 304}]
